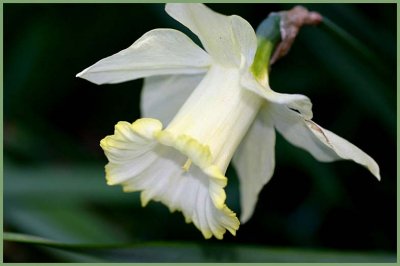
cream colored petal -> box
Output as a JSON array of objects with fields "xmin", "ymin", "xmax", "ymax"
[
  {"xmin": 233, "ymin": 105, "xmax": 276, "ymax": 223},
  {"xmin": 271, "ymin": 104, "xmax": 380, "ymax": 180},
  {"xmin": 165, "ymin": 65, "xmax": 263, "ymax": 173},
  {"xmin": 76, "ymin": 29, "xmax": 211, "ymax": 85},
  {"xmin": 240, "ymin": 71, "xmax": 313, "ymax": 119},
  {"xmin": 100, "ymin": 118, "xmax": 240, "ymax": 239},
  {"xmin": 165, "ymin": 4, "xmax": 257, "ymax": 67},
  {"xmin": 141, "ymin": 74, "xmax": 204, "ymax": 126},
  {"xmin": 231, "ymin": 16, "xmax": 258, "ymax": 68}
]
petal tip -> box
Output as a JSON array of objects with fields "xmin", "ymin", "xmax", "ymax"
[
  {"xmin": 371, "ymin": 166, "xmax": 381, "ymax": 181},
  {"xmin": 76, "ymin": 67, "xmax": 87, "ymax": 78},
  {"xmin": 202, "ymin": 231, "xmax": 213, "ymax": 239},
  {"xmin": 75, "ymin": 67, "xmax": 103, "ymax": 85},
  {"xmin": 105, "ymin": 176, "xmax": 116, "ymax": 186},
  {"xmin": 140, "ymin": 192, "xmax": 151, "ymax": 207}
]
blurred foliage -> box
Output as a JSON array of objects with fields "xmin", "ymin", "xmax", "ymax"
[
  {"xmin": 4, "ymin": 232, "xmax": 395, "ymax": 263},
  {"xmin": 3, "ymin": 3, "xmax": 396, "ymax": 262}
]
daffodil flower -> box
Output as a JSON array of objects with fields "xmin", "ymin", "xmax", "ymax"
[{"xmin": 77, "ymin": 3, "xmax": 380, "ymax": 239}]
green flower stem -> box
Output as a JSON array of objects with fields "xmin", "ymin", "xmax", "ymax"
[
  {"xmin": 251, "ymin": 39, "xmax": 274, "ymax": 85},
  {"xmin": 251, "ymin": 13, "xmax": 281, "ymax": 84},
  {"xmin": 255, "ymin": 12, "xmax": 281, "ymax": 45},
  {"xmin": 320, "ymin": 17, "xmax": 378, "ymax": 63}
]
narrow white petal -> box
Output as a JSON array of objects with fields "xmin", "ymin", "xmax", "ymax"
[
  {"xmin": 233, "ymin": 105, "xmax": 276, "ymax": 223},
  {"xmin": 165, "ymin": 4, "xmax": 257, "ymax": 67},
  {"xmin": 77, "ymin": 29, "xmax": 211, "ymax": 85},
  {"xmin": 272, "ymin": 104, "xmax": 380, "ymax": 180},
  {"xmin": 101, "ymin": 118, "xmax": 240, "ymax": 239},
  {"xmin": 306, "ymin": 120, "xmax": 381, "ymax": 180},
  {"xmin": 240, "ymin": 71, "xmax": 313, "ymax": 119},
  {"xmin": 141, "ymin": 74, "xmax": 204, "ymax": 126}
]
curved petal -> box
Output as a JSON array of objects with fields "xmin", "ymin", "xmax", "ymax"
[
  {"xmin": 231, "ymin": 16, "xmax": 258, "ymax": 68},
  {"xmin": 271, "ymin": 104, "xmax": 381, "ymax": 180},
  {"xmin": 77, "ymin": 29, "xmax": 211, "ymax": 85},
  {"xmin": 100, "ymin": 118, "xmax": 240, "ymax": 239},
  {"xmin": 165, "ymin": 3, "xmax": 257, "ymax": 67},
  {"xmin": 240, "ymin": 71, "xmax": 313, "ymax": 119},
  {"xmin": 140, "ymin": 74, "xmax": 204, "ymax": 126},
  {"xmin": 232, "ymin": 106, "xmax": 276, "ymax": 223}
]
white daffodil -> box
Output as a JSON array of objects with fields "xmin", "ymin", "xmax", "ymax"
[{"xmin": 77, "ymin": 3, "xmax": 380, "ymax": 239}]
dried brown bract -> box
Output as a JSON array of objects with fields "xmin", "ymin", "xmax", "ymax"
[{"xmin": 271, "ymin": 6, "xmax": 323, "ymax": 65}]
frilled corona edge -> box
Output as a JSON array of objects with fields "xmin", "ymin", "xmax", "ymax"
[{"xmin": 100, "ymin": 118, "xmax": 240, "ymax": 239}]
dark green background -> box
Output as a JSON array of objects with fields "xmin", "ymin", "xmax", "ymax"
[{"xmin": 4, "ymin": 3, "xmax": 396, "ymax": 262}]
